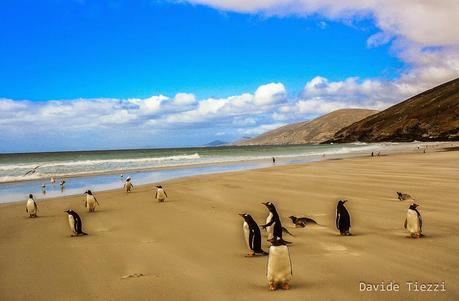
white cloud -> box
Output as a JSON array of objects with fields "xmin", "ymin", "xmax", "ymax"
[
  {"xmin": 254, "ymin": 82, "xmax": 287, "ymax": 106},
  {"xmin": 173, "ymin": 93, "xmax": 197, "ymax": 106}
]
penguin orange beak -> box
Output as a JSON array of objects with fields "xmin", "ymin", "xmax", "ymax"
[
  {"xmin": 238, "ymin": 213, "xmax": 245, "ymax": 217},
  {"xmin": 261, "ymin": 202, "xmax": 268, "ymax": 205}
]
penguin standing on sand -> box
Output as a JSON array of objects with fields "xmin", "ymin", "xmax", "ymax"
[
  {"xmin": 84, "ymin": 190, "xmax": 100, "ymax": 212},
  {"xmin": 266, "ymin": 236, "xmax": 292, "ymax": 291},
  {"xmin": 261, "ymin": 202, "xmax": 290, "ymax": 243},
  {"xmin": 124, "ymin": 177, "xmax": 134, "ymax": 192},
  {"xmin": 65, "ymin": 209, "xmax": 88, "ymax": 236},
  {"xmin": 404, "ymin": 203, "xmax": 423, "ymax": 238},
  {"xmin": 239, "ymin": 213, "xmax": 268, "ymax": 257},
  {"xmin": 336, "ymin": 200, "xmax": 351, "ymax": 236},
  {"xmin": 155, "ymin": 185, "xmax": 168, "ymax": 202},
  {"xmin": 26, "ymin": 194, "xmax": 38, "ymax": 218}
]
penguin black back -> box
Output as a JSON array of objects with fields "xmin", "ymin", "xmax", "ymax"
[
  {"xmin": 66, "ymin": 209, "xmax": 88, "ymax": 235},
  {"xmin": 336, "ymin": 200, "xmax": 351, "ymax": 235}
]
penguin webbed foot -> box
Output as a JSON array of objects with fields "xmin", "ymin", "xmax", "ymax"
[
  {"xmin": 282, "ymin": 283, "xmax": 290, "ymax": 290},
  {"xmin": 268, "ymin": 282, "xmax": 277, "ymax": 291}
]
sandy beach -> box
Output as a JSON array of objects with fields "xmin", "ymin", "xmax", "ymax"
[{"xmin": 1, "ymin": 150, "xmax": 458, "ymax": 301}]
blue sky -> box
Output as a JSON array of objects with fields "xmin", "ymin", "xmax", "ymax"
[{"xmin": 0, "ymin": 0, "xmax": 458, "ymax": 152}]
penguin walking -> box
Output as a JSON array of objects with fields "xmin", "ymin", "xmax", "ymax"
[
  {"xmin": 26, "ymin": 194, "xmax": 38, "ymax": 218},
  {"xmin": 336, "ymin": 200, "xmax": 351, "ymax": 236},
  {"xmin": 266, "ymin": 236, "xmax": 292, "ymax": 291},
  {"xmin": 65, "ymin": 209, "xmax": 88, "ymax": 236},
  {"xmin": 239, "ymin": 213, "xmax": 268, "ymax": 257},
  {"xmin": 288, "ymin": 216, "xmax": 317, "ymax": 228},
  {"xmin": 261, "ymin": 202, "xmax": 290, "ymax": 244},
  {"xmin": 124, "ymin": 177, "xmax": 134, "ymax": 192},
  {"xmin": 155, "ymin": 185, "xmax": 168, "ymax": 202},
  {"xmin": 84, "ymin": 190, "xmax": 100, "ymax": 212},
  {"xmin": 404, "ymin": 203, "xmax": 423, "ymax": 238}
]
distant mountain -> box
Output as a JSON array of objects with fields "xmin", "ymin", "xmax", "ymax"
[
  {"xmin": 205, "ymin": 140, "xmax": 228, "ymax": 146},
  {"xmin": 328, "ymin": 78, "xmax": 459, "ymax": 143},
  {"xmin": 234, "ymin": 109, "xmax": 378, "ymax": 145}
]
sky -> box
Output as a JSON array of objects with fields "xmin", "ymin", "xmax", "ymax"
[{"xmin": 1, "ymin": 0, "xmax": 458, "ymax": 152}]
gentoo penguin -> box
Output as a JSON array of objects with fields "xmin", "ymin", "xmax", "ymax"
[
  {"xmin": 288, "ymin": 216, "xmax": 317, "ymax": 228},
  {"xmin": 155, "ymin": 185, "xmax": 168, "ymax": 202},
  {"xmin": 124, "ymin": 177, "xmax": 134, "ymax": 192},
  {"xmin": 404, "ymin": 203, "xmax": 423, "ymax": 238},
  {"xmin": 41, "ymin": 184, "xmax": 46, "ymax": 194},
  {"xmin": 238, "ymin": 213, "xmax": 268, "ymax": 257},
  {"xmin": 266, "ymin": 236, "xmax": 292, "ymax": 291},
  {"xmin": 26, "ymin": 194, "xmax": 38, "ymax": 218},
  {"xmin": 396, "ymin": 192, "xmax": 413, "ymax": 201},
  {"xmin": 336, "ymin": 200, "xmax": 351, "ymax": 236},
  {"xmin": 84, "ymin": 190, "xmax": 99, "ymax": 212},
  {"xmin": 65, "ymin": 209, "xmax": 88, "ymax": 236},
  {"xmin": 261, "ymin": 202, "xmax": 290, "ymax": 244}
]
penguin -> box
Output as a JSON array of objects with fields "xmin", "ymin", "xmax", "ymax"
[
  {"xmin": 261, "ymin": 202, "xmax": 290, "ymax": 244},
  {"xmin": 336, "ymin": 200, "xmax": 351, "ymax": 236},
  {"xmin": 266, "ymin": 236, "xmax": 292, "ymax": 291},
  {"xmin": 238, "ymin": 213, "xmax": 268, "ymax": 257},
  {"xmin": 84, "ymin": 190, "xmax": 99, "ymax": 212},
  {"xmin": 26, "ymin": 194, "xmax": 38, "ymax": 218},
  {"xmin": 288, "ymin": 216, "xmax": 317, "ymax": 228},
  {"xmin": 155, "ymin": 185, "xmax": 168, "ymax": 202},
  {"xmin": 404, "ymin": 203, "xmax": 422, "ymax": 238},
  {"xmin": 65, "ymin": 209, "xmax": 88, "ymax": 236},
  {"xmin": 124, "ymin": 177, "xmax": 134, "ymax": 192},
  {"xmin": 396, "ymin": 192, "xmax": 413, "ymax": 201}
]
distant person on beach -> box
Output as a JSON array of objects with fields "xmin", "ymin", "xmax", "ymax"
[
  {"xmin": 155, "ymin": 185, "xmax": 168, "ymax": 202},
  {"xmin": 272, "ymin": 157, "xmax": 276, "ymax": 164},
  {"xmin": 50, "ymin": 177, "xmax": 55, "ymax": 184},
  {"xmin": 60, "ymin": 179, "xmax": 66, "ymax": 192},
  {"xmin": 124, "ymin": 177, "xmax": 134, "ymax": 192},
  {"xmin": 371, "ymin": 152, "xmax": 374, "ymax": 157}
]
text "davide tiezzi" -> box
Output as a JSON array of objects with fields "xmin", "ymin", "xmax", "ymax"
[{"xmin": 360, "ymin": 281, "xmax": 446, "ymax": 293}]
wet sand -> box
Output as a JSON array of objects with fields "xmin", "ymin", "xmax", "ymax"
[{"xmin": 0, "ymin": 150, "xmax": 458, "ymax": 300}]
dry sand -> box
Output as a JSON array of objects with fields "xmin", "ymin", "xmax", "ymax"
[{"xmin": 1, "ymin": 150, "xmax": 458, "ymax": 300}]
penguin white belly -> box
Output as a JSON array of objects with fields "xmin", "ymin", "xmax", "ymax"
[
  {"xmin": 157, "ymin": 189, "xmax": 166, "ymax": 201},
  {"xmin": 26, "ymin": 199, "xmax": 36, "ymax": 214},
  {"xmin": 266, "ymin": 213, "xmax": 273, "ymax": 239},
  {"xmin": 267, "ymin": 245, "xmax": 292, "ymax": 284},
  {"xmin": 125, "ymin": 182, "xmax": 133, "ymax": 191},
  {"xmin": 243, "ymin": 221, "xmax": 250, "ymax": 251},
  {"xmin": 406, "ymin": 210, "xmax": 421, "ymax": 233},
  {"xmin": 86, "ymin": 195, "xmax": 96, "ymax": 210},
  {"xmin": 68, "ymin": 215, "xmax": 76, "ymax": 234}
]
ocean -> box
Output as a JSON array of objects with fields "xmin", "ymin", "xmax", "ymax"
[{"xmin": 0, "ymin": 143, "xmax": 410, "ymax": 203}]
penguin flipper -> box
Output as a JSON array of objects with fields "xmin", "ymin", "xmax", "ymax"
[{"xmin": 404, "ymin": 218, "xmax": 407, "ymax": 229}]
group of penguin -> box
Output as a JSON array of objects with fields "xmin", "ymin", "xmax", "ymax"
[
  {"xmin": 25, "ymin": 177, "xmax": 168, "ymax": 236},
  {"xmin": 239, "ymin": 194, "xmax": 423, "ymax": 291}
]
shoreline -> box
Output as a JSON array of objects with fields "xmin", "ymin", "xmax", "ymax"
[
  {"xmin": 0, "ymin": 141, "xmax": 450, "ymax": 185},
  {"xmin": 1, "ymin": 142, "xmax": 457, "ymax": 206},
  {"xmin": 0, "ymin": 142, "xmax": 449, "ymax": 204}
]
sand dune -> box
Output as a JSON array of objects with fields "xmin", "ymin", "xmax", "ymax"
[{"xmin": 1, "ymin": 150, "xmax": 458, "ymax": 300}]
